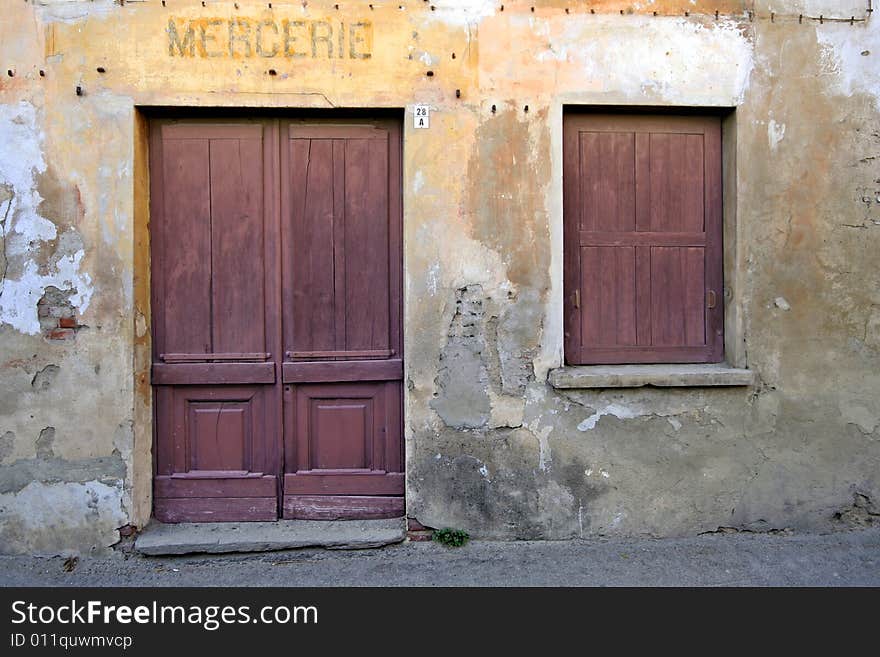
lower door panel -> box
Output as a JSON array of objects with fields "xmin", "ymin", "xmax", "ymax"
[
  {"xmin": 153, "ymin": 384, "xmax": 279, "ymax": 522},
  {"xmin": 282, "ymin": 380, "xmax": 403, "ymax": 520}
]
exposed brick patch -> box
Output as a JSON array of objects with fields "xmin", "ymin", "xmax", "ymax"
[
  {"xmin": 407, "ymin": 517, "xmax": 435, "ymax": 542},
  {"xmin": 37, "ymin": 286, "xmax": 82, "ymax": 340},
  {"xmin": 407, "ymin": 517, "xmax": 430, "ymax": 532},
  {"xmin": 111, "ymin": 524, "xmax": 140, "ymax": 554},
  {"xmin": 47, "ymin": 328, "xmax": 75, "ymax": 341},
  {"xmin": 117, "ymin": 524, "xmax": 137, "ymax": 538}
]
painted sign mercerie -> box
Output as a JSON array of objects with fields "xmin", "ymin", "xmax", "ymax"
[{"xmin": 166, "ymin": 17, "xmax": 373, "ymax": 59}]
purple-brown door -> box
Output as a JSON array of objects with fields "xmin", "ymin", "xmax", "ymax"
[
  {"xmin": 150, "ymin": 117, "xmax": 403, "ymax": 522},
  {"xmin": 280, "ymin": 121, "xmax": 404, "ymax": 520}
]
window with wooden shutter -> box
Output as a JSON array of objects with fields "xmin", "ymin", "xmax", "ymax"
[{"xmin": 563, "ymin": 113, "xmax": 723, "ymax": 364}]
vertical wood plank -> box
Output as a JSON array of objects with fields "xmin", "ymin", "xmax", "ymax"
[
  {"xmin": 209, "ymin": 137, "xmax": 265, "ymax": 354},
  {"xmin": 287, "ymin": 138, "xmax": 336, "ymax": 354},
  {"xmin": 283, "ymin": 381, "xmax": 297, "ymax": 474},
  {"xmin": 344, "ymin": 137, "xmax": 390, "ymax": 353},
  {"xmin": 172, "ymin": 386, "xmax": 187, "ymax": 474},
  {"xmin": 597, "ymin": 246, "xmax": 617, "ymax": 345},
  {"xmin": 651, "ymin": 247, "xmax": 685, "ymax": 346},
  {"xmin": 563, "ymin": 118, "xmax": 582, "ymax": 362},
  {"xmin": 332, "ymin": 139, "xmax": 347, "ymax": 352},
  {"xmin": 161, "ymin": 138, "xmax": 211, "ymax": 355},
  {"xmin": 649, "ymin": 133, "xmax": 669, "ymax": 232},
  {"xmin": 597, "ymin": 134, "xmax": 616, "ymax": 232},
  {"xmin": 149, "ymin": 127, "xmax": 167, "ymax": 360},
  {"xmin": 615, "ymin": 133, "xmax": 636, "ymax": 232},
  {"xmin": 295, "ymin": 381, "xmax": 310, "ymax": 471},
  {"xmin": 384, "ymin": 381, "xmax": 402, "ymax": 473},
  {"xmin": 635, "ymin": 246, "xmax": 652, "ymax": 346},
  {"xmin": 580, "ymin": 247, "xmax": 601, "ymax": 348},
  {"xmin": 371, "ymin": 383, "xmax": 385, "ymax": 472},
  {"xmin": 683, "ymin": 247, "xmax": 706, "ymax": 346},
  {"xmin": 667, "ymin": 134, "xmax": 685, "ymax": 231},
  {"xmin": 387, "ymin": 122, "xmax": 403, "ymax": 358},
  {"xmin": 704, "ymin": 120, "xmax": 724, "ymax": 360},
  {"xmin": 264, "ymin": 119, "xmax": 283, "ymax": 479},
  {"xmin": 154, "ymin": 386, "xmax": 174, "ymax": 476},
  {"xmin": 616, "ymin": 246, "xmax": 637, "ymax": 346},
  {"xmin": 580, "ymin": 132, "xmax": 599, "ymax": 232},
  {"xmin": 683, "ymin": 134, "xmax": 705, "ymax": 232},
  {"xmin": 635, "ymin": 132, "xmax": 651, "ymax": 232}
]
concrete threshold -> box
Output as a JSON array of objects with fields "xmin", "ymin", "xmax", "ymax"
[{"xmin": 135, "ymin": 519, "xmax": 406, "ymax": 556}]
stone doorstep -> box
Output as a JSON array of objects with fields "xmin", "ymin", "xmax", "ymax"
[{"xmin": 134, "ymin": 518, "xmax": 406, "ymax": 556}]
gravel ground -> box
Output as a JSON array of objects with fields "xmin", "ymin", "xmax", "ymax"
[{"xmin": 2, "ymin": 526, "xmax": 879, "ymax": 587}]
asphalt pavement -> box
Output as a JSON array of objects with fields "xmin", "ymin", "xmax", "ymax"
[{"xmin": 2, "ymin": 526, "xmax": 879, "ymax": 587}]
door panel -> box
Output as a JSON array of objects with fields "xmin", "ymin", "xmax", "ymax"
[
  {"xmin": 153, "ymin": 385, "xmax": 277, "ymax": 521},
  {"xmin": 280, "ymin": 120, "xmax": 403, "ymax": 518},
  {"xmin": 150, "ymin": 121, "xmax": 280, "ymax": 522},
  {"xmin": 282, "ymin": 123, "xmax": 400, "ymax": 361},
  {"xmin": 151, "ymin": 117, "xmax": 402, "ymax": 522},
  {"xmin": 283, "ymin": 495, "xmax": 405, "ymax": 521},
  {"xmin": 285, "ymin": 382, "xmax": 402, "ymax": 474}
]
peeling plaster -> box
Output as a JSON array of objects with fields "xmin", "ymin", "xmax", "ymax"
[
  {"xmin": 774, "ymin": 297, "xmax": 791, "ymax": 311},
  {"xmin": 0, "ymin": 103, "xmax": 93, "ymax": 335},
  {"xmin": 412, "ymin": 170, "xmax": 426, "ymax": 194},
  {"xmin": 768, "ymin": 119, "xmax": 786, "ymax": 150},
  {"xmin": 816, "ymin": 20, "xmax": 880, "ymax": 110},
  {"xmin": 839, "ymin": 401, "xmax": 879, "ymax": 435},
  {"xmin": 35, "ymin": 0, "xmax": 118, "ymax": 26},
  {"xmin": 577, "ymin": 404, "xmax": 641, "ymax": 431},
  {"xmin": 424, "ymin": 0, "xmax": 497, "ymax": 27},
  {"xmin": 573, "ymin": 17, "xmax": 755, "ymax": 104},
  {"xmin": 527, "ymin": 418, "xmax": 553, "ymax": 472},
  {"xmin": 0, "ymin": 480, "xmax": 126, "ymax": 556}
]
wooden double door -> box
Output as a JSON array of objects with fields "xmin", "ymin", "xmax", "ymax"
[{"xmin": 149, "ymin": 117, "xmax": 403, "ymax": 522}]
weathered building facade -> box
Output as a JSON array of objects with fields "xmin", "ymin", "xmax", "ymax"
[{"xmin": 1, "ymin": 0, "xmax": 878, "ymax": 555}]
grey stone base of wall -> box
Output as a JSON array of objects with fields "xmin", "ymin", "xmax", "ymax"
[{"xmin": 135, "ymin": 519, "xmax": 406, "ymax": 555}]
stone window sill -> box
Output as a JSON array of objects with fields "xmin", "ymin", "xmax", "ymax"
[{"xmin": 548, "ymin": 363, "xmax": 755, "ymax": 389}]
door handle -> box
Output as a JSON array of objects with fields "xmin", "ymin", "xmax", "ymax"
[
  {"xmin": 573, "ymin": 289, "xmax": 580, "ymax": 310},
  {"xmin": 707, "ymin": 289, "xmax": 716, "ymax": 309}
]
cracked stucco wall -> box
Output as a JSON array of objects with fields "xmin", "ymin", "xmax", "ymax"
[{"xmin": 0, "ymin": 0, "xmax": 878, "ymax": 552}]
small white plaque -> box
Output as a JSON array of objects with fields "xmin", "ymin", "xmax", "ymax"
[{"xmin": 413, "ymin": 105, "xmax": 430, "ymax": 129}]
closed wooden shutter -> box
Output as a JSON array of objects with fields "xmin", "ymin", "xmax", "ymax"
[{"xmin": 564, "ymin": 114, "xmax": 723, "ymax": 364}]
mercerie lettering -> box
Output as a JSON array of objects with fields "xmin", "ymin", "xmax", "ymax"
[{"xmin": 167, "ymin": 17, "xmax": 372, "ymax": 59}]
